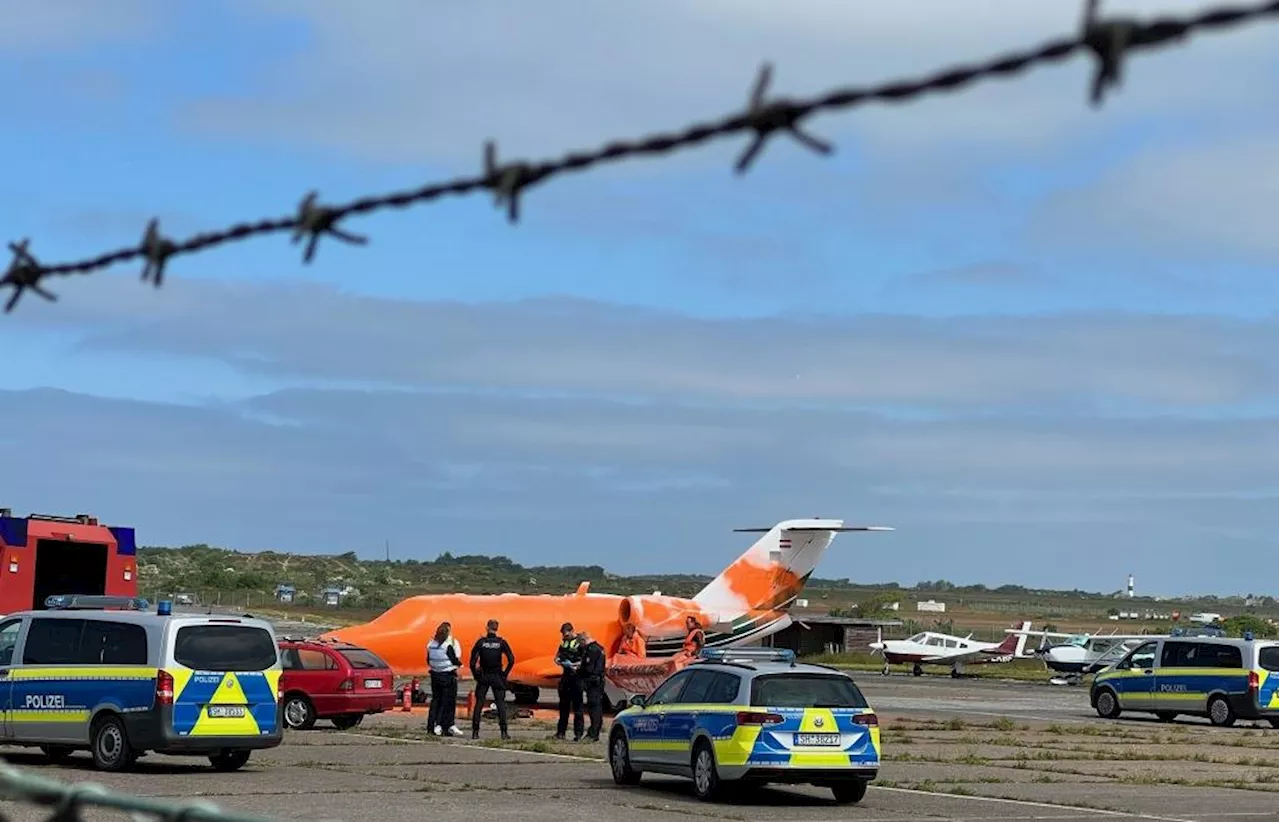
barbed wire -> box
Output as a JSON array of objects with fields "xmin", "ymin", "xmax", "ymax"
[
  {"xmin": 0, "ymin": 762, "xmax": 282, "ymax": 822},
  {"xmin": 2, "ymin": 0, "xmax": 1276, "ymax": 314}
]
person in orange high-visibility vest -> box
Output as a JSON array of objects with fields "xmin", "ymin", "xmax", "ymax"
[
  {"xmin": 680, "ymin": 616, "xmax": 705, "ymax": 659},
  {"xmin": 615, "ymin": 623, "xmax": 646, "ymax": 658}
]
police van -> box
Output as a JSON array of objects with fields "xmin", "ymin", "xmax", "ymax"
[
  {"xmin": 0, "ymin": 595, "xmax": 284, "ymax": 771},
  {"xmin": 1091, "ymin": 634, "xmax": 1279, "ymax": 728}
]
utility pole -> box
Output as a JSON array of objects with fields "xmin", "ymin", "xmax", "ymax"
[{"xmin": 385, "ymin": 538, "xmax": 390, "ymax": 562}]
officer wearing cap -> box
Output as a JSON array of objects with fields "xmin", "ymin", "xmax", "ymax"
[{"xmin": 553, "ymin": 621, "xmax": 584, "ymax": 741}]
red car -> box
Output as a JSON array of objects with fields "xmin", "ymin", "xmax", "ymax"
[{"xmin": 278, "ymin": 638, "xmax": 398, "ymax": 730}]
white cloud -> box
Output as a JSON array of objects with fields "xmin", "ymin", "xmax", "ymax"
[
  {"xmin": 177, "ymin": 0, "xmax": 1277, "ymax": 168},
  {"xmin": 8, "ymin": 275, "xmax": 1274, "ymax": 411},
  {"xmin": 0, "ymin": 0, "xmax": 167, "ymax": 52},
  {"xmin": 1027, "ymin": 135, "xmax": 1279, "ymax": 265}
]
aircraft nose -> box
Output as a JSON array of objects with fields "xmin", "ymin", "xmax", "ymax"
[{"xmin": 868, "ymin": 642, "xmax": 884, "ymax": 651}]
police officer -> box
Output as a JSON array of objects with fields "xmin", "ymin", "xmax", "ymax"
[
  {"xmin": 468, "ymin": 619, "xmax": 514, "ymax": 740},
  {"xmin": 577, "ymin": 630, "xmax": 607, "ymax": 742},
  {"xmin": 553, "ymin": 622, "xmax": 584, "ymax": 741}
]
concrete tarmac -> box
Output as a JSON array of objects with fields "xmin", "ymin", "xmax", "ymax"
[{"xmin": 0, "ymin": 676, "xmax": 1274, "ymax": 822}]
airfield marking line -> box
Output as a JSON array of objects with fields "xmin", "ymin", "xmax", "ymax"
[
  {"xmin": 337, "ymin": 731, "xmax": 602, "ymax": 762},
  {"xmin": 869, "ymin": 786, "xmax": 1162, "ymax": 819}
]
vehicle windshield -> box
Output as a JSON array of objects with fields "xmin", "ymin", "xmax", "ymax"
[
  {"xmin": 751, "ymin": 674, "xmax": 868, "ymax": 709},
  {"xmin": 905, "ymin": 633, "xmax": 926, "ymax": 643},
  {"xmin": 339, "ymin": 648, "xmax": 389, "ymax": 669},
  {"xmin": 173, "ymin": 624, "xmax": 278, "ymax": 672}
]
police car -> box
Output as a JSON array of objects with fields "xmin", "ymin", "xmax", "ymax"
[
  {"xmin": 607, "ymin": 648, "xmax": 880, "ymax": 803},
  {"xmin": 1091, "ymin": 633, "xmax": 1279, "ymax": 728},
  {"xmin": 0, "ymin": 594, "xmax": 284, "ymax": 771}
]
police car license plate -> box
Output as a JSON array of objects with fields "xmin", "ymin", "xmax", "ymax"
[
  {"xmin": 363, "ymin": 679, "xmax": 383, "ymax": 689},
  {"xmin": 795, "ymin": 733, "xmax": 841, "ymax": 747},
  {"xmin": 207, "ymin": 705, "xmax": 246, "ymax": 718}
]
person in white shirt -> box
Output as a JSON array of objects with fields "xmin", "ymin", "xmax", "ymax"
[{"xmin": 426, "ymin": 621, "xmax": 464, "ymax": 736}]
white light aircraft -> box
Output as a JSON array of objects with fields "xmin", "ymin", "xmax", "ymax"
[
  {"xmin": 1004, "ymin": 627, "xmax": 1155, "ymax": 685},
  {"xmin": 868, "ymin": 621, "xmax": 1032, "ymax": 678}
]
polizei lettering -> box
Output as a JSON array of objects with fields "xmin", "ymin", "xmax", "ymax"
[{"xmin": 24, "ymin": 694, "xmax": 66, "ymax": 709}]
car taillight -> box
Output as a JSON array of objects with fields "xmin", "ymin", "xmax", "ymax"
[
  {"xmin": 338, "ymin": 678, "xmax": 353, "ymax": 691},
  {"xmin": 735, "ymin": 711, "xmax": 783, "ymax": 725},
  {"xmin": 853, "ymin": 713, "xmax": 878, "ymax": 727},
  {"xmin": 1248, "ymin": 671, "xmax": 1260, "ymax": 692},
  {"xmin": 156, "ymin": 669, "xmax": 174, "ymax": 706}
]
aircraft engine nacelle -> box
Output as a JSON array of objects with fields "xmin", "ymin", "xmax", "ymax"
[{"xmin": 618, "ymin": 595, "xmax": 717, "ymax": 638}]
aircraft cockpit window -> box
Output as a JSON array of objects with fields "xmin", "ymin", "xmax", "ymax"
[
  {"xmin": 907, "ymin": 633, "xmax": 927, "ymax": 643},
  {"xmin": 926, "ymin": 637, "xmax": 944, "ymax": 647}
]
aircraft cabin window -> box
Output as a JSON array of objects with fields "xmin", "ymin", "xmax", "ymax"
[
  {"xmin": 927, "ymin": 637, "xmax": 944, "ymax": 647},
  {"xmin": 944, "ymin": 639, "xmax": 957, "ymax": 648}
]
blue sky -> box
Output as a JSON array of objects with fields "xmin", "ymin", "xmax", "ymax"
[{"xmin": 1, "ymin": 1, "xmax": 1275, "ymax": 597}]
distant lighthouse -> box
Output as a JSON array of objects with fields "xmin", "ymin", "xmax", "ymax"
[{"xmin": 1127, "ymin": 574, "xmax": 1135, "ymax": 598}]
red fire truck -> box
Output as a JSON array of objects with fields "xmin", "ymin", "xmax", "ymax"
[{"xmin": 0, "ymin": 509, "xmax": 140, "ymax": 615}]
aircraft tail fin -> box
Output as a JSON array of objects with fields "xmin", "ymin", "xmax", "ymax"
[
  {"xmin": 993, "ymin": 621, "xmax": 1032, "ymax": 656},
  {"xmin": 692, "ymin": 518, "xmax": 892, "ymax": 619}
]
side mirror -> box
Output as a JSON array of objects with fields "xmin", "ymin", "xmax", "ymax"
[{"xmin": 628, "ymin": 694, "xmax": 647, "ymax": 708}]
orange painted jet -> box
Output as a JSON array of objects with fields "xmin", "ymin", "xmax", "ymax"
[{"xmin": 320, "ymin": 518, "xmax": 891, "ymax": 703}]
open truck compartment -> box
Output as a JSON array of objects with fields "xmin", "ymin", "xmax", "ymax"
[{"xmin": 0, "ymin": 509, "xmax": 138, "ymax": 614}]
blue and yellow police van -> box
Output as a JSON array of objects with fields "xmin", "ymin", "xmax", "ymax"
[
  {"xmin": 0, "ymin": 594, "xmax": 284, "ymax": 771},
  {"xmin": 1091, "ymin": 634, "xmax": 1279, "ymax": 728},
  {"xmin": 607, "ymin": 648, "xmax": 880, "ymax": 804}
]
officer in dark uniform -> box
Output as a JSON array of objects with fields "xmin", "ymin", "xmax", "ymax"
[
  {"xmin": 577, "ymin": 630, "xmax": 607, "ymax": 742},
  {"xmin": 553, "ymin": 621, "xmax": 584, "ymax": 741},
  {"xmin": 468, "ymin": 618, "xmax": 514, "ymax": 740}
]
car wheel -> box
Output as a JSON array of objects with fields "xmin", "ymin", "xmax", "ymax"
[
  {"xmin": 1155, "ymin": 711, "xmax": 1178, "ymax": 723},
  {"xmin": 831, "ymin": 781, "xmax": 868, "ymax": 805},
  {"xmin": 1094, "ymin": 688, "xmax": 1121, "ymax": 719},
  {"xmin": 90, "ymin": 715, "xmax": 137, "ymax": 772},
  {"xmin": 608, "ymin": 731, "xmax": 642, "ymax": 786},
  {"xmin": 40, "ymin": 745, "xmax": 74, "ymax": 763},
  {"xmin": 331, "ymin": 714, "xmax": 364, "ymax": 731},
  {"xmin": 209, "ymin": 750, "xmax": 251, "ymax": 772},
  {"xmin": 283, "ymin": 694, "xmax": 317, "ymax": 730},
  {"xmin": 691, "ymin": 741, "xmax": 722, "ymax": 802},
  {"xmin": 1208, "ymin": 696, "xmax": 1236, "ymax": 728}
]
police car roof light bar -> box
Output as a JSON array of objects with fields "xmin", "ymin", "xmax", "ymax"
[
  {"xmin": 45, "ymin": 594, "xmax": 150, "ymax": 611},
  {"xmin": 698, "ymin": 647, "xmax": 797, "ymax": 665},
  {"xmin": 156, "ymin": 600, "xmax": 173, "ymax": 616}
]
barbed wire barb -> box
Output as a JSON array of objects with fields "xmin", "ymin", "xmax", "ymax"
[
  {"xmin": 484, "ymin": 140, "xmax": 539, "ymax": 223},
  {"xmin": 291, "ymin": 191, "xmax": 369, "ymax": 264},
  {"xmin": 735, "ymin": 62, "xmax": 834, "ymax": 174},
  {"xmin": 141, "ymin": 218, "xmax": 179, "ymax": 287},
  {"xmin": 2, "ymin": 238, "xmax": 57, "ymax": 313},
  {"xmin": 0, "ymin": 0, "xmax": 1274, "ymax": 312},
  {"xmin": 1082, "ymin": 0, "xmax": 1141, "ymax": 106}
]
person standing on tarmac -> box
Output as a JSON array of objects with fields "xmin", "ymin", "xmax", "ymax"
[
  {"xmin": 577, "ymin": 631, "xmax": 607, "ymax": 742},
  {"xmin": 426, "ymin": 622, "xmax": 464, "ymax": 737},
  {"xmin": 468, "ymin": 619, "xmax": 514, "ymax": 740},
  {"xmin": 553, "ymin": 622, "xmax": 584, "ymax": 741}
]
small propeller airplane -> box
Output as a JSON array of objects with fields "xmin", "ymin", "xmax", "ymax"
[
  {"xmin": 867, "ymin": 621, "xmax": 1032, "ymax": 678},
  {"xmin": 1003, "ymin": 626, "xmax": 1163, "ymax": 685}
]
